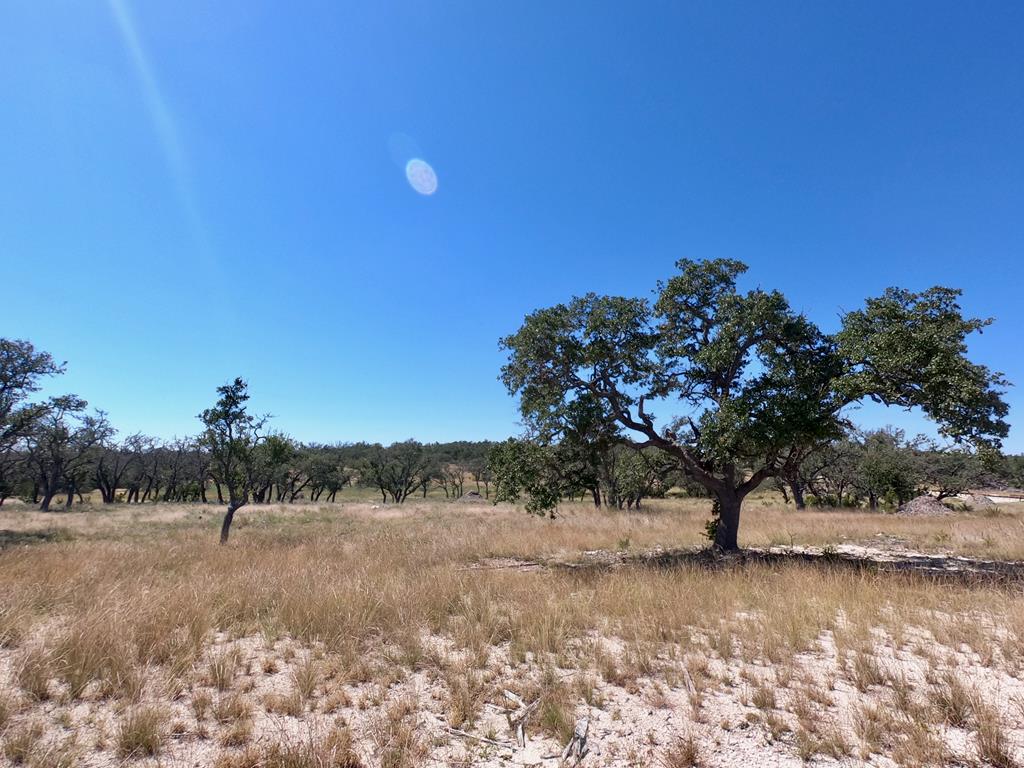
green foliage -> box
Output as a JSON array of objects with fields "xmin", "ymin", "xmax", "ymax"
[
  {"xmin": 913, "ymin": 443, "xmax": 984, "ymax": 500},
  {"xmin": 853, "ymin": 429, "xmax": 919, "ymax": 507},
  {"xmin": 488, "ymin": 438, "xmax": 562, "ymax": 516},
  {"xmin": 0, "ymin": 338, "xmax": 65, "ymax": 451},
  {"xmin": 836, "ymin": 287, "xmax": 1009, "ymax": 446},
  {"xmin": 23, "ymin": 394, "xmax": 112, "ymax": 509},
  {"xmin": 703, "ymin": 498, "xmax": 721, "ymax": 543},
  {"xmin": 360, "ymin": 440, "xmax": 429, "ymax": 504},
  {"xmin": 500, "ymin": 258, "xmax": 1008, "ymax": 549},
  {"xmin": 198, "ymin": 378, "xmax": 269, "ymax": 509}
]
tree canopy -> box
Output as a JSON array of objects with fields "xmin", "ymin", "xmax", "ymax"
[
  {"xmin": 500, "ymin": 258, "xmax": 1008, "ymax": 550},
  {"xmin": 198, "ymin": 377, "xmax": 269, "ymax": 543},
  {"xmin": 0, "ymin": 338, "xmax": 64, "ymax": 452}
]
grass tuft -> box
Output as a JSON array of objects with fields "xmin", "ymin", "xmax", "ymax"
[
  {"xmin": 659, "ymin": 732, "xmax": 701, "ymax": 767},
  {"xmin": 369, "ymin": 696, "xmax": 427, "ymax": 768},
  {"xmin": 974, "ymin": 697, "xmax": 1016, "ymax": 768},
  {"xmin": 116, "ymin": 705, "xmax": 167, "ymax": 759},
  {"xmin": 2, "ymin": 719, "xmax": 44, "ymax": 764}
]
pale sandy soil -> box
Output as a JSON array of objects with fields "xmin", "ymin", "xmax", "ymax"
[{"xmin": 3, "ymin": 626, "xmax": 1022, "ymax": 767}]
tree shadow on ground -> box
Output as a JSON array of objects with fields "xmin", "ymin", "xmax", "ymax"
[
  {"xmin": 0, "ymin": 529, "xmax": 71, "ymax": 550},
  {"xmin": 551, "ymin": 546, "xmax": 1024, "ymax": 587},
  {"xmin": 626, "ymin": 548, "xmax": 1024, "ymax": 585}
]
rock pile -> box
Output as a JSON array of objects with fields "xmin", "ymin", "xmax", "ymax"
[
  {"xmin": 897, "ymin": 495, "xmax": 954, "ymax": 517},
  {"xmin": 965, "ymin": 494, "xmax": 997, "ymax": 511}
]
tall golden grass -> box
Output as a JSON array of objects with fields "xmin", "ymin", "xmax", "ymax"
[{"xmin": 0, "ymin": 498, "xmax": 1022, "ymax": 765}]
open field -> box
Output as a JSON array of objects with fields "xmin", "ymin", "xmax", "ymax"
[{"xmin": 2, "ymin": 497, "xmax": 1024, "ymax": 767}]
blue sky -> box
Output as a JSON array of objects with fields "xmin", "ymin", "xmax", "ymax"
[{"xmin": 2, "ymin": 2, "xmax": 1022, "ymax": 450}]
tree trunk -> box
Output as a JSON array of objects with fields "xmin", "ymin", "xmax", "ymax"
[
  {"xmin": 40, "ymin": 491, "xmax": 56, "ymax": 512},
  {"xmin": 98, "ymin": 478, "xmax": 114, "ymax": 503},
  {"xmin": 789, "ymin": 481, "xmax": 806, "ymax": 510},
  {"xmin": 713, "ymin": 492, "xmax": 742, "ymax": 552},
  {"xmin": 220, "ymin": 503, "xmax": 238, "ymax": 545}
]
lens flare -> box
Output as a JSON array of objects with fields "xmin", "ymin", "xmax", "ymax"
[
  {"xmin": 107, "ymin": 0, "xmax": 213, "ymax": 264},
  {"xmin": 405, "ymin": 158, "xmax": 438, "ymax": 195}
]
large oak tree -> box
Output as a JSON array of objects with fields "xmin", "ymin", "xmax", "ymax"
[{"xmin": 500, "ymin": 259, "xmax": 1008, "ymax": 551}]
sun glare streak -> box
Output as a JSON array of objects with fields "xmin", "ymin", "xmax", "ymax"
[{"xmin": 106, "ymin": 0, "xmax": 211, "ymax": 258}]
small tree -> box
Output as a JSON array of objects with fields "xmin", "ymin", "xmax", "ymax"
[
  {"xmin": 468, "ymin": 458, "xmax": 492, "ymax": 498},
  {"xmin": 360, "ymin": 441, "xmax": 429, "ymax": 504},
  {"xmin": 94, "ymin": 433, "xmax": 148, "ymax": 504},
  {"xmin": 305, "ymin": 446, "xmax": 351, "ymax": 502},
  {"xmin": 0, "ymin": 339, "xmax": 65, "ymax": 499},
  {"xmin": 915, "ymin": 443, "xmax": 987, "ymax": 501},
  {"xmin": 198, "ymin": 378, "xmax": 269, "ymax": 544},
  {"xmin": 488, "ymin": 438, "xmax": 563, "ymax": 517},
  {"xmin": 24, "ymin": 396, "xmax": 111, "ymax": 511},
  {"xmin": 500, "ymin": 259, "xmax": 1008, "ymax": 550},
  {"xmin": 803, "ymin": 438, "xmax": 861, "ymax": 506},
  {"xmin": 851, "ymin": 428, "xmax": 919, "ymax": 509},
  {"xmin": 996, "ymin": 454, "xmax": 1024, "ymax": 490},
  {"xmin": 251, "ymin": 433, "xmax": 298, "ymax": 503}
]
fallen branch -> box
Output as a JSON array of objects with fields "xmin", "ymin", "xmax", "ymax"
[
  {"xmin": 503, "ymin": 689, "xmax": 541, "ymax": 747},
  {"xmin": 560, "ymin": 717, "xmax": 590, "ymax": 765},
  {"xmin": 681, "ymin": 665, "xmax": 696, "ymax": 695},
  {"xmin": 445, "ymin": 727, "xmax": 514, "ymax": 749},
  {"xmin": 457, "ymin": 560, "xmax": 543, "ymax": 572}
]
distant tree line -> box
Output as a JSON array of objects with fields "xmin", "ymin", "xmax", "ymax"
[
  {"xmin": 487, "ymin": 425, "xmax": 1024, "ymax": 517},
  {"xmin": 2, "ymin": 335, "xmax": 1021, "ymax": 543},
  {"xmin": 0, "ymin": 339, "xmax": 494, "ymax": 521},
  {"xmin": 773, "ymin": 427, "xmax": 1020, "ymax": 510}
]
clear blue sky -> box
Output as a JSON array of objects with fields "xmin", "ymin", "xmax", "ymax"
[{"xmin": 2, "ymin": 2, "xmax": 1022, "ymax": 450}]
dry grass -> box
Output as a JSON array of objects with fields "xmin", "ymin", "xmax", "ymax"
[
  {"xmin": 213, "ymin": 723, "xmax": 364, "ymax": 768},
  {"xmin": 292, "ymin": 655, "xmax": 321, "ymax": 702},
  {"xmin": 116, "ymin": 705, "xmax": 167, "ymax": 758},
  {"xmin": 0, "ymin": 497, "xmax": 1022, "ymax": 766},
  {"xmin": 659, "ymin": 731, "xmax": 701, "ymax": 767},
  {"xmin": 931, "ymin": 669, "xmax": 974, "ymax": 727},
  {"xmin": 975, "ymin": 696, "xmax": 1017, "ymax": 768},
  {"xmin": 0, "ymin": 690, "xmax": 13, "ymax": 730},
  {"xmin": 2, "ymin": 718, "xmax": 43, "ymax": 764},
  {"xmin": 213, "ymin": 692, "xmax": 252, "ymax": 724},
  {"xmin": 13, "ymin": 646, "xmax": 52, "ymax": 702},
  {"xmin": 368, "ymin": 695, "xmax": 427, "ymax": 768},
  {"xmin": 442, "ymin": 660, "xmax": 486, "ymax": 728}
]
